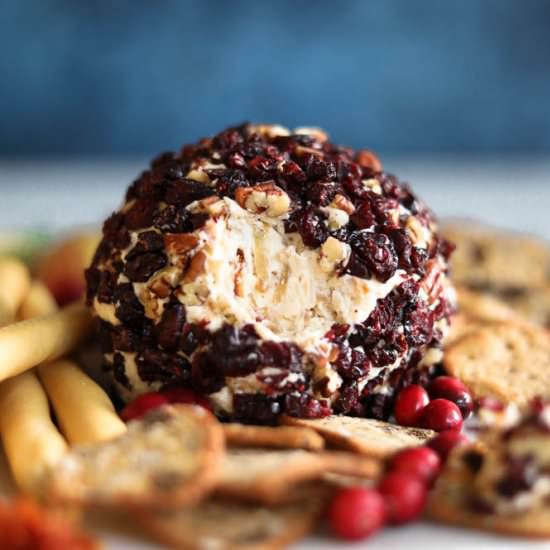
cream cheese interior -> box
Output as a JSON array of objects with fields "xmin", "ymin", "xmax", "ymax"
[{"xmin": 178, "ymin": 197, "xmax": 408, "ymax": 353}]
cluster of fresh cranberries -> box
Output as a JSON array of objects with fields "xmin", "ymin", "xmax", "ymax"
[
  {"xmin": 328, "ymin": 428, "xmax": 469, "ymax": 540},
  {"xmin": 393, "ymin": 375, "xmax": 473, "ymax": 432}
]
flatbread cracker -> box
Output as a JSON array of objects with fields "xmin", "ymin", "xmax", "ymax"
[
  {"xmin": 137, "ymin": 498, "xmax": 322, "ymax": 550},
  {"xmin": 444, "ymin": 321, "xmax": 550, "ymax": 405},
  {"xmin": 281, "ymin": 415, "xmax": 435, "ymax": 458},
  {"xmin": 216, "ymin": 448, "xmax": 379, "ymax": 504},
  {"xmin": 223, "ymin": 423, "xmax": 325, "ymax": 451},
  {"xmin": 48, "ymin": 405, "xmax": 224, "ymax": 509}
]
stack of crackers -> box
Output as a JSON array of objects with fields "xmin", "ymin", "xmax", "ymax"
[
  {"xmin": 442, "ymin": 221, "xmax": 550, "ymax": 407},
  {"xmin": 46, "ymin": 406, "xmax": 434, "ymax": 549}
]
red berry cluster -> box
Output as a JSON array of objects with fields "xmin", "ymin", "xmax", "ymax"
[
  {"xmin": 120, "ymin": 387, "xmax": 212, "ymax": 422},
  {"xmin": 328, "ymin": 429, "xmax": 469, "ymax": 540},
  {"xmin": 394, "ymin": 376, "xmax": 473, "ymax": 431}
]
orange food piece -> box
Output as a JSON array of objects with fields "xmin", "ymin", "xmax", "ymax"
[{"xmin": 0, "ymin": 498, "xmax": 99, "ymax": 550}]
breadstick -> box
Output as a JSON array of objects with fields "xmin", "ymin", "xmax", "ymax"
[
  {"xmin": 0, "ymin": 371, "xmax": 68, "ymax": 494},
  {"xmin": 18, "ymin": 280, "xmax": 58, "ymax": 320},
  {"xmin": 0, "ymin": 302, "xmax": 93, "ymax": 383},
  {"xmin": 0, "ymin": 257, "xmax": 31, "ymax": 326},
  {"xmin": 38, "ymin": 359, "xmax": 126, "ymax": 445}
]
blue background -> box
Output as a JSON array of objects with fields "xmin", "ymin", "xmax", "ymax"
[{"xmin": 1, "ymin": 0, "xmax": 550, "ymax": 156}]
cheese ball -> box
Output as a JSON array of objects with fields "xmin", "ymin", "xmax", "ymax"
[{"xmin": 86, "ymin": 123, "xmax": 455, "ymax": 423}]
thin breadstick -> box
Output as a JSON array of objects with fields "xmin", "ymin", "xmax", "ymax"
[
  {"xmin": 38, "ymin": 359, "xmax": 126, "ymax": 445},
  {"xmin": 18, "ymin": 280, "xmax": 58, "ymax": 320},
  {"xmin": 0, "ymin": 371, "xmax": 68, "ymax": 494},
  {"xmin": 0, "ymin": 302, "xmax": 93, "ymax": 383},
  {"xmin": 0, "ymin": 257, "xmax": 31, "ymax": 326}
]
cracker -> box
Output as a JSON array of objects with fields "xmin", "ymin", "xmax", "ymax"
[
  {"xmin": 427, "ymin": 450, "xmax": 550, "ymax": 539},
  {"xmin": 281, "ymin": 415, "xmax": 434, "ymax": 458},
  {"xmin": 48, "ymin": 405, "xmax": 224, "ymax": 509},
  {"xmin": 442, "ymin": 222, "xmax": 550, "ymax": 291},
  {"xmin": 137, "ymin": 498, "xmax": 322, "ymax": 550},
  {"xmin": 444, "ymin": 321, "xmax": 550, "ymax": 405},
  {"xmin": 456, "ymin": 287, "xmax": 520, "ymax": 324},
  {"xmin": 215, "ymin": 448, "xmax": 379, "ymax": 504},
  {"xmin": 499, "ymin": 285, "xmax": 550, "ymax": 328},
  {"xmin": 223, "ymin": 423, "xmax": 325, "ymax": 451}
]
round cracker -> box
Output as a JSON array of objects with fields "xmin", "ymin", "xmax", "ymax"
[
  {"xmin": 48, "ymin": 404, "xmax": 224, "ymax": 509},
  {"xmin": 444, "ymin": 321, "xmax": 550, "ymax": 405},
  {"xmin": 136, "ymin": 498, "xmax": 322, "ymax": 550}
]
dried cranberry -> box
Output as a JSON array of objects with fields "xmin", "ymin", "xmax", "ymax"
[
  {"xmin": 154, "ymin": 301, "xmax": 186, "ymax": 351},
  {"xmin": 124, "ymin": 251, "xmax": 167, "ymax": 282},
  {"xmin": 296, "ymin": 207, "xmax": 329, "ymax": 247},
  {"xmin": 284, "ymin": 393, "xmax": 330, "ymax": 418},
  {"xmin": 334, "ymin": 383, "xmax": 360, "ymax": 414},
  {"xmin": 103, "ymin": 212, "xmax": 130, "ymax": 249},
  {"xmin": 165, "ymin": 179, "xmax": 216, "ymax": 206},
  {"xmin": 259, "ymin": 341, "xmax": 303, "ymax": 370},
  {"xmin": 233, "ymin": 393, "xmax": 281, "ymax": 425},
  {"xmin": 214, "ymin": 169, "xmax": 249, "ymax": 196},
  {"xmin": 112, "ymin": 352, "xmax": 131, "ymax": 389},
  {"xmin": 351, "ymin": 200, "xmax": 377, "ymax": 229},
  {"xmin": 328, "ymin": 487, "xmax": 386, "ymax": 540},
  {"xmin": 114, "ymin": 284, "xmax": 145, "ymax": 327},
  {"xmin": 279, "ymin": 160, "xmax": 307, "ymax": 184},
  {"xmin": 137, "ymin": 349, "xmax": 190, "ymax": 385},
  {"xmin": 334, "ymin": 345, "xmax": 370, "ymax": 380},
  {"xmin": 125, "ymin": 198, "xmax": 156, "ymax": 230},
  {"xmin": 496, "ymin": 456, "xmax": 536, "ymax": 497},
  {"xmin": 349, "ymin": 232, "xmax": 398, "ymax": 282},
  {"xmin": 364, "ymin": 392, "xmax": 393, "ymax": 421}
]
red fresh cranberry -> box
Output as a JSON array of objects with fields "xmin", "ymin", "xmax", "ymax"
[
  {"xmin": 327, "ymin": 487, "xmax": 386, "ymax": 540},
  {"xmin": 379, "ymin": 472, "xmax": 428, "ymax": 524},
  {"xmin": 419, "ymin": 399, "xmax": 463, "ymax": 432},
  {"xmin": 394, "ymin": 385, "xmax": 429, "ymax": 426},
  {"xmin": 120, "ymin": 392, "xmax": 170, "ymax": 422},
  {"xmin": 162, "ymin": 387, "xmax": 213, "ymax": 411},
  {"xmin": 428, "ymin": 430, "xmax": 469, "ymax": 461},
  {"xmin": 427, "ymin": 376, "xmax": 473, "ymax": 418},
  {"xmin": 389, "ymin": 446, "xmax": 441, "ymax": 485}
]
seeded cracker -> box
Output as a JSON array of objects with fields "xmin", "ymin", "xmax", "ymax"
[
  {"xmin": 136, "ymin": 498, "xmax": 322, "ymax": 550},
  {"xmin": 215, "ymin": 448, "xmax": 380, "ymax": 504},
  {"xmin": 223, "ymin": 423, "xmax": 325, "ymax": 451},
  {"xmin": 442, "ymin": 221, "xmax": 550, "ymax": 291},
  {"xmin": 47, "ymin": 405, "xmax": 224, "ymax": 509},
  {"xmin": 444, "ymin": 321, "xmax": 550, "ymax": 405},
  {"xmin": 281, "ymin": 415, "xmax": 434, "ymax": 458},
  {"xmin": 427, "ymin": 403, "xmax": 550, "ymax": 539}
]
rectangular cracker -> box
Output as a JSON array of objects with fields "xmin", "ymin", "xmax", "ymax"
[
  {"xmin": 223, "ymin": 423, "xmax": 325, "ymax": 451},
  {"xmin": 281, "ymin": 415, "xmax": 435, "ymax": 458},
  {"xmin": 215, "ymin": 448, "xmax": 379, "ymax": 504},
  {"xmin": 136, "ymin": 498, "xmax": 323, "ymax": 550}
]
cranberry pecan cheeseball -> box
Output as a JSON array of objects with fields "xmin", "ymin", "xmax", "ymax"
[{"xmin": 86, "ymin": 123, "xmax": 455, "ymax": 423}]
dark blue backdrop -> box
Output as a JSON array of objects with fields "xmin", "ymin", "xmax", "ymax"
[{"xmin": 1, "ymin": 0, "xmax": 550, "ymax": 156}]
